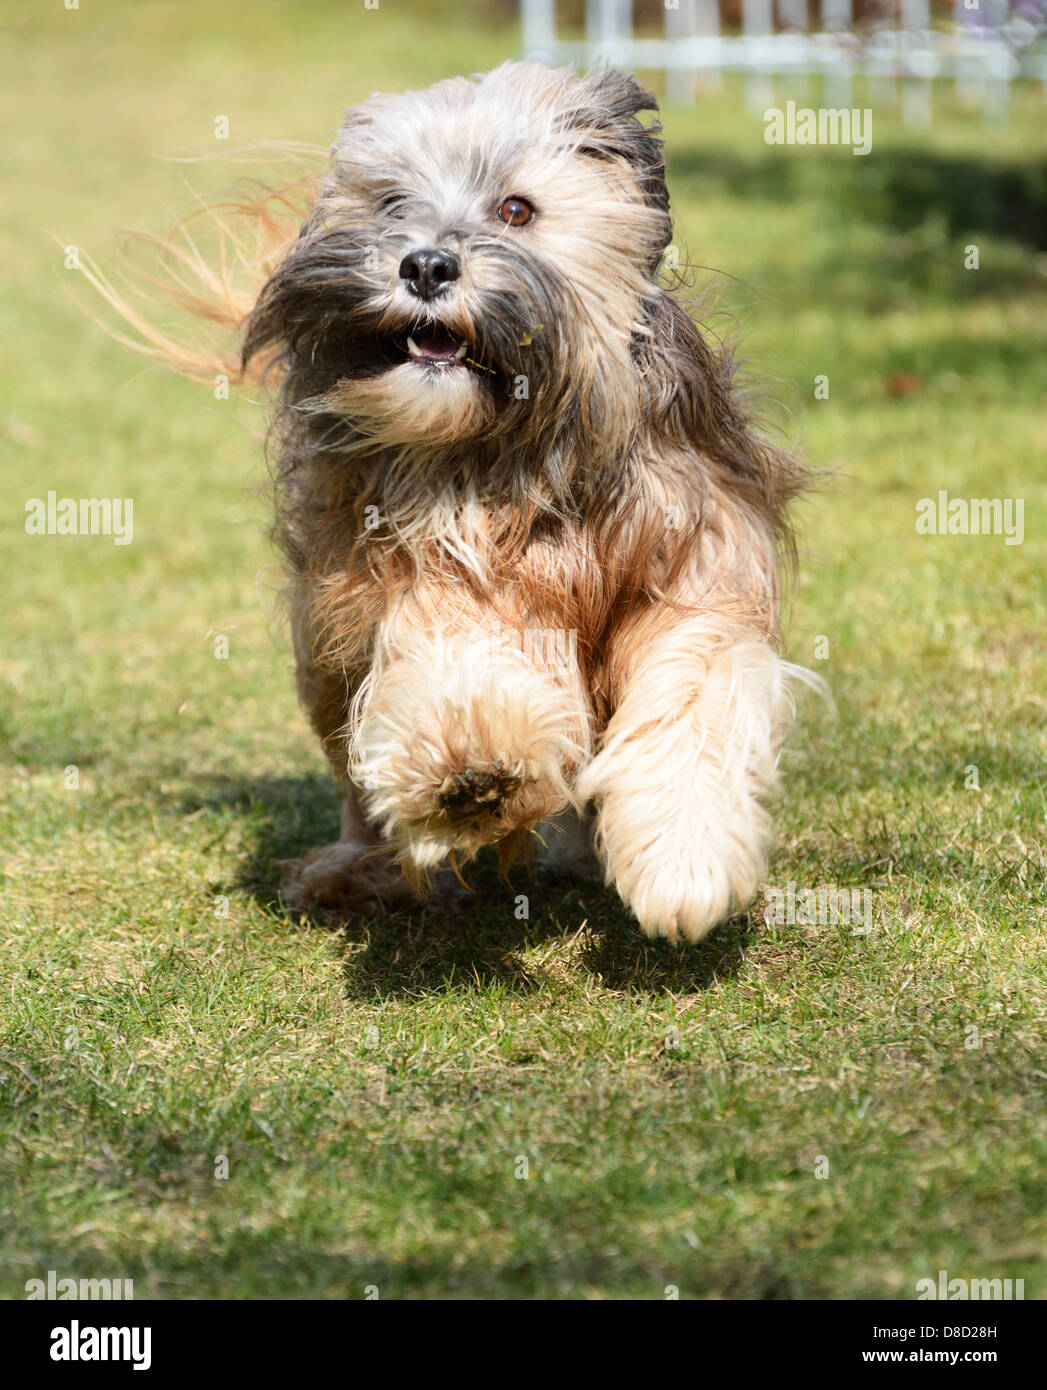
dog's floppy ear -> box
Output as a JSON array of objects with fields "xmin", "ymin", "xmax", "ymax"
[
  {"xmin": 560, "ymin": 66, "xmax": 669, "ymax": 219},
  {"xmin": 637, "ymin": 288, "xmax": 808, "ymax": 557}
]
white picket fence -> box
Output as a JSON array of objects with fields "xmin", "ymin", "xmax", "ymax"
[{"xmin": 521, "ymin": 0, "xmax": 1047, "ymax": 120}]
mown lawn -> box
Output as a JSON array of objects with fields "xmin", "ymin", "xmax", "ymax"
[{"xmin": 1, "ymin": 0, "xmax": 1044, "ymax": 1299}]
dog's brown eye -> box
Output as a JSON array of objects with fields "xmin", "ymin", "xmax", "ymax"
[{"xmin": 497, "ymin": 196, "xmax": 534, "ymax": 227}]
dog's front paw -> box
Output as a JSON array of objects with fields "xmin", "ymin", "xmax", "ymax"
[
  {"xmin": 590, "ymin": 788, "xmax": 769, "ymax": 944},
  {"xmin": 353, "ymin": 644, "xmax": 588, "ymax": 870},
  {"xmin": 436, "ymin": 759, "xmax": 525, "ymax": 822}
]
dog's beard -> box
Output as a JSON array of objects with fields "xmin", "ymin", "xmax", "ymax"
[
  {"xmin": 251, "ymin": 223, "xmax": 631, "ymax": 455},
  {"xmin": 326, "ymin": 352, "xmax": 494, "ymax": 447}
]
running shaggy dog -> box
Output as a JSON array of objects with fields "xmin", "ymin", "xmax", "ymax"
[{"xmin": 88, "ymin": 61, "xmax": 819, "ymax": 942}]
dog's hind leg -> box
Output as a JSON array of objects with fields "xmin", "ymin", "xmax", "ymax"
[
  {"xmin": 279, "ymin": 780, "xmax": 428, "ymax": 915},
  {"xmin": 535, "ymin": 807, "xmax": 601, "ymax": 880},
  {"xmin": 278, "ymin": 586, "xmax": 430, "ymax": 916}
]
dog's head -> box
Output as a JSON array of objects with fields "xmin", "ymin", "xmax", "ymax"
[{"xmin": 244, "ymin": 61, "xmax": 672, "ymax": 455}]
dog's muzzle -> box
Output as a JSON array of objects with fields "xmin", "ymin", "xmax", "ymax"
[{"xmin": 399, "ymin": 248, "xmax": 460, "ymax": 301}]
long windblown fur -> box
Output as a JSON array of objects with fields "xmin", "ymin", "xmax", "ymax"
[{"xmin": 89, "ymin": 60, "xmax": 816, "ymax": 942}]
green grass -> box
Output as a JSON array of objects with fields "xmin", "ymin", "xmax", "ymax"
[{"xmin": 1, "ymin": 0, "xmax": 1045, "ymax": 1299}]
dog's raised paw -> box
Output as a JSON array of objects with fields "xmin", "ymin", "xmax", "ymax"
[{"xmin": 436, "ymin": 759, "xmax": 526, "ymax": 822}]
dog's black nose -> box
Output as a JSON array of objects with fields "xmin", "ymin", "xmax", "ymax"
[{"xmin": 399, "ymin": 248, "xmax": 460, "ymax": 300}]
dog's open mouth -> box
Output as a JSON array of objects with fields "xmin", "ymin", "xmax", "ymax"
[{"xmin": 401, "ymin": 322, "xmax": 470, "ymax": 367}]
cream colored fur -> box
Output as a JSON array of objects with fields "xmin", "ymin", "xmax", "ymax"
[{"xmin": 88, "ymin": 60, "xmax": 820, "ymax": 944}]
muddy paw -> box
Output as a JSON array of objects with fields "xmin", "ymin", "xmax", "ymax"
[{"xmin": 436, "ymin": 759, "xmax": 526, "ymax": 822}]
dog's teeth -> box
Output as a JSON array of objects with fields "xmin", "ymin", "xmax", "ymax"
[
  {"xmin": 406, "ymin": 336, "xmax": 421, "ymax": 357},
  {"xmin": 454, "ymin": 341, "xmax": 468, "ymax": 359}
]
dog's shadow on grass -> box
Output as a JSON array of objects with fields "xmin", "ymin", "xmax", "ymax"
[
  {"xmin": 329, "ymin": 865, "xmax": 755, "ymax": 1001},
  {"xmin": 185, "ymin": 773, "xmax": 754, "ymax": 1000}
]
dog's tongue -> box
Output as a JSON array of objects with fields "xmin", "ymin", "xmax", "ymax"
[{"xmin": 413, "ymin": 324, "xmax": 460, "ymax": 358}]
